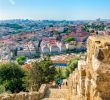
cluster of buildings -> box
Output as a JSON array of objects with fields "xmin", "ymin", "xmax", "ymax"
[
  {"xmin": 17, "ymin": 41, "xmax": 39, "ymax": 57},
  {"xmin": 41, "ymin": 37, "xmax": 66, "ymax": 54},
  {"xmin": 0, "ymin": 24, "xmax": 89, "ymax": 62},
  {"xmin": 0, "ymin": 32, "xmax": 39, "ymax": 62},
  {"xmin": 0, "ymin": 19, "xmax": 110, "ymax": 62}
]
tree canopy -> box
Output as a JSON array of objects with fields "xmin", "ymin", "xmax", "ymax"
[
  {"xmin": 27, "ymin": 57, "xmax": 56, "ymax": 90},
  {"xmin": 64, "ymin": 37, "xmax": 75, "ymax": 42},
  {"xmin": 64, "ymin": 58, "xmax": 79, "ymax": 78},
  {"xmin": 16, "ymin": 56, "xmax": 26, "ymax": 65},
  {"xmin": 0, "ymin": 63, "xmax": 26, "ymax": 93}
]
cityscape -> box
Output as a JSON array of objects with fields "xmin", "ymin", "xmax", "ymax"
[{"xmin": 0, "ymin": 0, "xmax": 110, "ymax": 100}]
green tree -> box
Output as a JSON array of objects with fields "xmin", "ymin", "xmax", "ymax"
[
  {"xmin": 28, "ymin": 57, "xmax": 56, "ymax": 90},
  {"xmin": 63, "ymin": 69, "xmax": 70, "ymax": 78},
  {"xmin": 64, "ymin": 58, "xmax": 78, "ymax": 78},
  {"xmin": 0, "ymin": 85, "xmax": 6, "ymax": 94},
  {"xmin": 0, "ymin": 63, "xmax": 26, "ymax": 93},
  {"xmin": 53, "ymin": 30, "xmax": 60, "ymax": 35},
  {"xmin": 16, "ymin": 56, "xmax": 26, "ymax": 65},
  {"xmin": 66, "ymin": 29, "xmax": 72, "ymax": 34},
  {"xmin": 64, "ymin": 37, "xmax": 75, "ymax": 42},
  {"xmin": 55, "ymin": 69, "xmax": 63, "ymax": 79},
  {"xmin": 12, "ymin": 48, "xmax": 17, "ymax": 57}
]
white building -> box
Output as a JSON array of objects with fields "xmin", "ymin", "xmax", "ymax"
[
  {"xmin": 41, "ymin": 45, "xmax": 50, "ymax": 53},
  {"xmin": 49, "ymin": 45, "xmax": 60, "ymax": 53},
  {"xmin": 57, "ymin": 42, "xmax": 66, "ymax": 52},
  {"xmin": 17, "ymin": 45, "xmax": 31, "ymax": 57},
  {"xmin": 65, "ymin": 42, "xmax": 75, "ymax": 50}
]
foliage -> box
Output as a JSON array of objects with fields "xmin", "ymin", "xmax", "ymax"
[
  {"xmin": 67, "ymin": 29, "xmax": 72, "ymax": 33},
  {"xmin": 55, "ymin": 69, "xmax": 63, "ymax": 80},
  {"xmin": 91, "ymin": 23, "xmax": 105, "ymax": 31},
  {"xmin": 65, "ymin": 58, "xmax": 79, "ymax": 78},
  {"xmin": 12, "ymin": 48, "xmax": 17, "ymax": 57},
  {"xmin": 0, "ymin": 85, "xmax": 6, "ymax": 94},
  {"xmin": 0, "ymin": 24, "xmax": 23, "ymax": 29},
  {"xmin": 83, "ymin": 23, "xmax": 105, "ymax": 33},
  {"xmin": 63, "ymin": 68, "xmax": 70, "ymax": 78},
  {"xmin": 64, "ymin": 37, "xmax": 75, "ymax": 42},
  {"xmin": 27, "ymin": 57, "xmax": 56, "ymax": 90},
  {"xmin": 82, "ymin": 25, "xmax": 90, "ymax": 32},
  {"xmin": 63, "ymin": 27, "xmax": 72, "ymax": 34},
  {"xmin": 53, "ymin": 30, "xmax": 60, "ymax": 34},
  {"xmin": 16, "ymin": 56, "xmax": 26, "ymax": 65},
  {"xmin": 54, "ymin": 58, "xmax": 79, "ymax": 80},
  {"xmin": 0, "ymin": 63, "xmax": 26, "ymax": 93}
]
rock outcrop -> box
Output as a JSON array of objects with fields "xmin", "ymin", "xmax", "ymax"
[{"xmin": 68, "ymin": 35, "xmax": 110, "ymax": 100}]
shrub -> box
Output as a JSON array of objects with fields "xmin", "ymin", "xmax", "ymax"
[
  {"xmin": 16, "ymin": 56, "xmax": 26, "ymax": 65},
  {"xmin": 27, "ymin": 57, "xmax": 56, "ymax": 91},
  {"xmin": 64, "ymin": 37, "xmax": 75, "ymax": 42},
  {"xmin": 0, "ymin": 63, "xmax": 26, "ymax": 93},
  {"xmin": 0, "ymin": 85, "xmax": 6, "ymax": 94}
]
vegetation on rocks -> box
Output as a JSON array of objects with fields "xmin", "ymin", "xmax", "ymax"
[
  {"xmin": 54, "ymin": 57, "xmax": 79, "ymax": 80},
  {"xmin": 64, "ymin": 58, "xmax": 79, "ymax": 78}
]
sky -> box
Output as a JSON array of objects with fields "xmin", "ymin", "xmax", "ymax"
[{"xmin": 0, "ymin": 0, "xmax": 110, "ymax": 20}]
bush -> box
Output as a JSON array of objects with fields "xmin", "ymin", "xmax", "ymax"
[
  {"xmin": 0, "ymin": 85, "xmax": 6, "ymax": 94},
  {"xmin": 0, "ymin": 63, "xmax": 26, "ymax": 93},
  {"xmin": 16, "ymin": 56, "xmax": 26, "ymax": 65},
  {"xmin": 65, "ymin": 58, "xmax": 79, "ymax": 78},
  {"xmin": 55, "ymin": 69, "xmax": 63, "ymax": 79},
  {"xmin": 64, "ymin": 37, "xmax": 75, "ymax": 42},
  {"xmin": 27, "ymin": 57, "xmax": 56, "ymax": 91}
]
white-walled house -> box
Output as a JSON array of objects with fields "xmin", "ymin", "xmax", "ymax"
[
  {"xmin": 49, "ymin": 45, "xmax": 60, "ymax": 53},
  {"xmin": 57, "ymin": 42, "xmax": 66, "ymax": 52},
  {"xmin": 41, "ymin": 45, "xmax": 50, "ymax": 53},
  {"xmin": 65, "ymin": 42, "xmax": 75, "ymax": 50},
  {"xmin": 17, "ymin": 50, "xmax": 31, "ymax": 57},
  {"xmin": 17, "ymin": 45, "xmax": 31, "ymax": 57}
]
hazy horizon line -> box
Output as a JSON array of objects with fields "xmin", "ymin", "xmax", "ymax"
[{"xmin": 0, "ymin": 18, "xmax": 110, "ymax": 21}]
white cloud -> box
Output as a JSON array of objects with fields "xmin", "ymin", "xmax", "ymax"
[{"xmin": 9, "ymin": 0, "xmax": 15, "ymax": 5}]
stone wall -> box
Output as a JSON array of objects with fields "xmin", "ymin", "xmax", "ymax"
[
  {"xmin": 0, "ymin": 84, "xmax": 47, "ymax": 100},
  {"xmin": 67, "ymin": 35, "xmax": 110, "ymax": 100}
]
